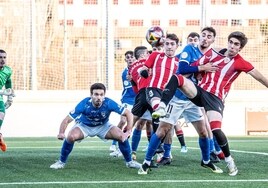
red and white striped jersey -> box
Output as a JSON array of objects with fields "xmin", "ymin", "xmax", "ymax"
[
  {"xmin": 192, "ymin": 48, "xmax": 254, "ymax": 101},
  {"xmin": 128, "ymin": 59, "xmax": 150, "ymax": 91},
  {"xmin": 145, "ymin": 51, "xmax": 179, "ymax": 90}
]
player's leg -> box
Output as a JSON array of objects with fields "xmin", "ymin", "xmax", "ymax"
[
  {"xmin": 204, "ymin": 93, "xmax": 238, "ymax": 176},
  {"xmin": 174, "ymin": 120, "xmax": 187, "ymax": 153},
  {"xmin": 138, "ymin": 121, "xmax": 172, "ymax": 174},
  {"xmin": 184, "ymin": 104, "xmax": 222, "ymax": 174},
  {"xmin": 50, "ymin": 123, "xmax": 85, "ymax": 169},
  {"xmin": 131, "ymin": 118, "xmax": 146, "ymax": 160},
  {"xmin": 107, "ymin": 125, "xmax": 141, "ymax": 169},
  {"xmin": 0, "ymin": 101, "xmax": 6, "ymax": 152},
  {"xmin": 158, "ymin": 126, "xmax": 173, "ymax": 165}
]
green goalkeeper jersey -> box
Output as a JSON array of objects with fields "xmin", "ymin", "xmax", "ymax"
[{"xmin": 0, "ymin": 66, "xmax": 12, "ymax": 102}]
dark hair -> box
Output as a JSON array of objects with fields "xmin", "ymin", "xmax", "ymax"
[
  {"xmin": 124, "ymin": 50, "xmax": 133, "ymax": 57},
  {"xmin": 187, "ymin": 32, "xmax": 200, "ymax": 39},
  {"xmin": 90, "ymin": 83, "xmax": 106, "ymax": 94},
  {"xmin": 134, "ymin": 46, "xmax": 147, "ymax": 59},
  {"xmin": 228, "ymin": 31, "xmax": 248, "ymax": 49},
  {"xmin": 0, "ymin": 49, "xmax": 6, "ymax": 54},
  {"xmin": 166, "ymin": 33, "xmax": 179, "ymax": 44},
  {"xmin": 201, "ymin": 26, "xmax": 216, "ymax": 37}
]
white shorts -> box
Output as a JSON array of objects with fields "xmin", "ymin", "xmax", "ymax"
[
  {"xmin": 72, "ymin": 121, "xmax": 114, "ymax": 140},
  {"xmin": 123, "ymin": 103, "xmax": 151, "ymax": 121},
  {"xmin": 160, "ymin": 96, "xmax": 204, "ymax": 125},
  {"xmin": 141, "ymin": 110, "xmax": 152, "ymax": 121},
  {"xmin": 122, "ymin": 103, "xmax": 133, "ymax": 111}
]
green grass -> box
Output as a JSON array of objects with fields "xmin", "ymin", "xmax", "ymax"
[{"xmin": 0, "ymin": 136, "xmax": 267, "ymax": 188}]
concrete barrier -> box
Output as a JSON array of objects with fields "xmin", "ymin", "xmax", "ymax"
[{"xmin": 3, "ymin": 90, "xmax": 268, "ymax": 137}]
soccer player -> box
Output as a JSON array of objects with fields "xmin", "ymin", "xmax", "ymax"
[
  {"xmin": 174, "ymin": 31, "xmax": 201, "ymax": 153},
  {"xmin": 154, "ymin": 31, "xmax": 268, "ymax": 176},
  {"xmin": 50, "ymin": 83, "xmax": 141, "ymax": 169},
  {"xmin": 128, "ymin": 46, "xmax": 153, "ymax": 160},
  {"xmin": 0, "ymin": 49, "xmax": 15, "ymax": 152},
  {"xmin": 139, "ymin": 27, "xmax": 222, "ymax": 172},
  {"xmin": 109, "ymin": 51, "xmax": 136, "ymax": 156}
]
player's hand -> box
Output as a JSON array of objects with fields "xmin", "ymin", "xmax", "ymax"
[
  {"xmin": 3, "ymin": 88, "xmax": 15, "ymax": 97},
  {"xmin": 4, "ymin": 96, "xmax": 13, "ymax": 109},
  {"xmin": 122, "ymin": 131, "xmax": 131, "ymax": 142},
  {"xmin": 57, "ymin": 133, "xmax": 65, "ymax": 140}
]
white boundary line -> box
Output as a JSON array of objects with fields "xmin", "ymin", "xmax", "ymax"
[{"xmin": 0, "ymin": 179, "xmax": 268, "ymax": 185}]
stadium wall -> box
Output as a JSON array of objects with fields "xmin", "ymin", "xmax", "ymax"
[{"xmin": 3, "ymin": 90, "xmax": 268, "ymax": 137}]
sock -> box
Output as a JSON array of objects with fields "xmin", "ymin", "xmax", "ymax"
[
  {"xmin": 145, "ymin": 133, "xmax": 161, "ymax": 162},
  {"xmin": 112, "ymin": 140, "xmax": 117, "ymax": 146},
  {"xmin": 60, "ymin": 139, "xmax": 74, "ymax": 163},
  {"xmin": 146, "ymin": 131, "xmax": 151, "ymax": 142},
  {"xmin": 199, "ymin": 137, "xmax": 210, "ymax": 163},
  {"xmin": 118, "ymin": 139, "xmax": 132, "ymax": 162},
  {"xmin": 176, "ymin": 130, "xmax": 185, "ymax": 146},
  {"xmin": 212, "ymin": 128, "xmax": 230, "ymax": 158},
  {"xmin": 161, "ymin": 74, "xmax": 184, "ymax": 105},
  {"xmin": 209, "ymin": 138, "xmax": 215, "ymax": 153},
  {"xmin": 213, "ymin": 136, "xmax": 222, "ymax": 152},
  {"xmin": 163, "ymin": 143, "xmax": 171, "ymax": 158},
  {"xmin": 131, "ymin": 128, "xmax": 142, "ymax": 152},
  {"xmin": 152, "ymin": 118, "xmax": 159, "ymax": 133}
]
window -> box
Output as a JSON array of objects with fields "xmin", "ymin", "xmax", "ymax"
[
  {"xmin": 169, "ymin": 0, "xmax": 178, "ymax": 5},
  {"xmin": 113, "ymin": 0, "xmax": 118, "ymax": 5},
  {"xmin": 130, "ymin": 0, "xmax": 143, "ymax": 4},
  {"xmin": 186, "ymin": 19, "xmax": 200, "ymax": 26},
  {"xmin": 211, "ymin": 0, "xmax": 227, "ymax": 5},
  {"xmin": 231, "ymin": 0, "xmax": 241, "ymax": 4},
  {"xmin": 248, "ymin": 19, "xmax": 259, "ymax": 26},
  {"xmin": 186, "ymin": 0, "xmax": 200, "ymax": 4},
  {"xmin": 169, "ymin": 19, "xmax": 178, "ymax": 26},
  {"xmin": 152, "ymin": 20, "xmax": 160, "ymax": 26},
  {"xmin": 231, "ymin": 19, "xmax": 242, "ymax": 26},
  {"xmin": 84, "ymin": 19, "xmax": 98, "ymax": 26},
  {"xmin": 59, "ymin": 0, "xmax": 73, "ymax": 4},
  {"xmin": 248, "ymin": 0, "xmax": 261, "ymax": 5},
  {"xmin": 211, "ymin": 19, "xmax": 228, "ymax": 26},
  {"xmin": 84, "ymin": 0, "xmax": 98, "ymax": 4},
  {"xmin": 59, "ymin": 20, "xmax": 74, "ymax": 26},
  {"xmin": 67, "ymin": 20, "xmax": 74, "ymax": 26},
  {"xmin": 151, "ymin": 0, "xmax": 160, "ymax": 5},
  {"xmin": 130, "ymin": 19, "xmax": 143, "ymax": 26}
]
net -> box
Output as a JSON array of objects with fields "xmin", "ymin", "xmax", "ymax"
[{"xmin": 0, "ymin": 0, "xmax": 267, "ymax": 90}]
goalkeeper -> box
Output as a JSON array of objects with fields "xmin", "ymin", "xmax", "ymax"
[{"xmin": 0, "ymin": 49, "xmax": 15, "ymax": 152}]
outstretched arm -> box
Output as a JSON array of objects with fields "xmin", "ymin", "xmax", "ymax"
[
  {"xmin": 57, "ymin": 115, "xmax": 74, "ymax": 140},
  {"xmin": 248, "ymin": 68, "xmax": 268, "ymax": 88}
]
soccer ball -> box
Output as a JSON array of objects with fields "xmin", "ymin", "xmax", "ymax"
[{"xmin": 145, "ymin": 26, "xmax": 165, "ymax": 46}]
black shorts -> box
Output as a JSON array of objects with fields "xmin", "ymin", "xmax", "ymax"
[
  {"xmin": 189, "ymin": 85, "xmax": 224, "ymax": 116},
  {"xmin": 132, "ymin": 88, "xmax": 153, "ymax": 117},
  {"xmin": 146, "ymin": 87, "xmax": 162, "ymax": 102}
]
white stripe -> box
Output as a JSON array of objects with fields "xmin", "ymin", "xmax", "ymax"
[{"xmin": 0, "ymin": 179, "xmax": 267, "ymax": 185}]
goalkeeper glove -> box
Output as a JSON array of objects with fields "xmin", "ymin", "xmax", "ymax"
[
  {"xmin": 0, "ymin": 88, "xmax": 15, "ymax": 97},
  {"xmin": 4, "ymin": 96, "xmax": 13, "ymax": 109}
]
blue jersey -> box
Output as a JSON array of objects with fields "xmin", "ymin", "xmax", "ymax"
[
  {"xmin": 120, "ymin": 68, "xmax": 136, "ymax": 105},
  {"xmin": 175, "ymin": 44, "xmax": 203, "ymax": 100},
  {"xmin": 69, "ymin": 97, "xmax": 125, "ymax": 127}
]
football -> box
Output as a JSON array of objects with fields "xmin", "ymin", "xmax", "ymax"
[{"xmin": 145, "ymin": 26, "xmax": 165, "ymax": 46}]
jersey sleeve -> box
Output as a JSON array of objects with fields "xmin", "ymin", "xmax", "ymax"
[
  {"xmin": 69, "ymin": 98, "xmax": 88, "ymax": 119},
  {"xmin": 107, "ymin": 98, "xmax": 125, "ymax": 115},
  {"xmin": 144, "ymin": 51, "xmax": 159, "ymax": 68},
  {"xmin": 235, "ymin": 55, "xmax": 254, "ymax": 73}
]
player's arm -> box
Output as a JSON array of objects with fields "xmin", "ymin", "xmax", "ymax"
[
  {"xmin": 248, "ymin": 68, "xmax": 268, "ymax": 88},
  {"xmin": 3, "ymin": 78, "xmax": 15, "ymax": 109},
  {"xmin": 121, "ymin": 108, "xmax": 133, "ymax": 136},
  {"xmin": 57, "ymin": 115, "xmax": 74, "ymax": 140},
  {"xmin": 138, "ymin": 65, "xmax": 149, "ymax": 78}
]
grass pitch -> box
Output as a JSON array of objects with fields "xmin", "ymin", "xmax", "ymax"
[{"xmin": 0, "ymin": 136, "xmax": 267, "ymax": 188}]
